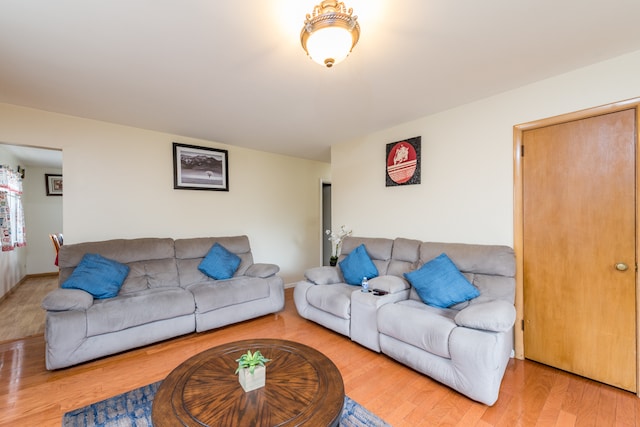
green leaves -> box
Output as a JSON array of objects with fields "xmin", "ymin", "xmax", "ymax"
[{"xmin": 235, "ymin": 350, "xmax": 271, "ymax": 375}]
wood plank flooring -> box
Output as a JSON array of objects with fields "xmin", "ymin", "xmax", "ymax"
[
  {"xmin": 0, "ymin": 274, "xmax": 57, "ymax": 342},
  {"xmin": 1, "ymin": 281, "xmax": 638, "ymax": 426}
]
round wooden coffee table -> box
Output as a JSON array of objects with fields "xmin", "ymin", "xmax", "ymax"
[{"xmin": 152, "ymin": 338, "xmax": 344, "ymax": 426}]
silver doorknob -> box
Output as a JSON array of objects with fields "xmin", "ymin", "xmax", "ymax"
[{"xmin": 615, "ymin": 263, "xmax": 629, "ymax": 271}]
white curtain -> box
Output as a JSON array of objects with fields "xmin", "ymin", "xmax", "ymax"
[{"xmin": 0, "ymin": 165, "xmax": 26, "ymax": 251}]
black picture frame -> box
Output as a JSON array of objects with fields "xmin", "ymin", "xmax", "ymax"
[
  {"xmin": 385, "ymin": 136, "xmax": 421, "ymax": 187},
  {"xmin": 45, "ymin": 174, "xmax": 63, "ymax": 196},
  {"xmin": 173, "ymin": 143, "xmax": 229, "ymax": 191}
]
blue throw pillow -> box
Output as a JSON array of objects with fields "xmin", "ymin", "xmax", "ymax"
[
  {"xmin": 404, "ymin": 253, "xmax": 480, "ymax": 308},
  {"xmin": 61, "ymin": 253, "xmax": 130, "ymax": 299},
  {"xmin": 198, "ymin": 242, "xmax": 241, "ymax": 280},
  {"xmin": 339, "ymin": 244, "xmax": 379, "ymax": 285}
]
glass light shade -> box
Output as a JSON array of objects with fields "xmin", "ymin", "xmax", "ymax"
[
  {"xmin": 306, "ymin": 26, "xmax": 353, "ymax": 68},
  {"xmin": 301, "ymin": 1, "xmax": 359, "ymax": 68}
]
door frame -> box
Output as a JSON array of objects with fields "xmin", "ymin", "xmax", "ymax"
[
  {"xmin": 320, "ymin": 179, "xmax": 332, "ymax": 266},
  {"xmin": 513, "ymin": 97, "xmax": 640, "ymax": 395}
]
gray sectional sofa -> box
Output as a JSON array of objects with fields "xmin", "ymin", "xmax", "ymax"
[
  {"xmin": 41, "ymin": 235, "xmax": 284, "ymax": 370},
  {"xmin": 294, "ymin": 236, "xmax": 516, "ymax": 406}
]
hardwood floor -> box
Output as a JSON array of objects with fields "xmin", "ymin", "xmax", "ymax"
[
  {"xmin": 1, "ymin": 286, "xmax": 638, "ymax": 426},
  {"xmin": 0, "ymin": 274, "xmax": 58, "ymax": 342}
]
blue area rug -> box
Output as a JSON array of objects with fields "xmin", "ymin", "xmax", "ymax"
[{"xmin": 62, "ymin": 381, "xmax": 391, "ymax": 426}]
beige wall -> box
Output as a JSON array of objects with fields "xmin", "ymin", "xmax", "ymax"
[
  {"xmin": 332, "ymin": 49, "xmax": 640, "ymax": 246},
  {"xmin": 0, "ymin": 105, "xmax": 331, "ymax": 284},
  {"xmin": 23, "ymin": 165, "xmax": 63, "ymax": 275}
]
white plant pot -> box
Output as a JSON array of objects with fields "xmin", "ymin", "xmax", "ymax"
[{"xmin": 238, "ymin": 365, "xmax": 266, "ymax": 392}]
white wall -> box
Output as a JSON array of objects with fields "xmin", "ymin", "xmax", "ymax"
[
  {"xmin": 0, "ymin": 106, "xmax": 331, "ymax": 284},
  {"xmin": 23, "ymin": 165, "xmax": 63, "ymax": 275},
  {"xmin": 332, "ymin": 49, "xmax": 640, "ymax": 246},
  {"xmin": 0, "ymin": 145, "xmax": 27, "ymax": 296}
]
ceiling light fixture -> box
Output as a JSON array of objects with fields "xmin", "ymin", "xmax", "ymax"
[{"xmin": 300, "ymin": 0, "xmax": 360, "ymax": 68}]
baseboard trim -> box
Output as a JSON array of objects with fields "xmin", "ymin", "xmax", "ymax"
[{"xmin": 25, "ymin": 271, "xmax": 59, "ymax": 279}]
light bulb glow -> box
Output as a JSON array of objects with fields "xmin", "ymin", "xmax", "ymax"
[{"xmin": 306, "ymin": 27, "xmax": 353, "ymax": 67}]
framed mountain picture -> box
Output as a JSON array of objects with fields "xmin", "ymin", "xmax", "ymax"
[{"xmin": 173, "ymin": 143, "xmax": 229, "ymax": 191}]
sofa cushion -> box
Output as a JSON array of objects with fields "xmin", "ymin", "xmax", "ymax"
[
  {"xmin": 189, "ymin": 277, "xmax": 271, "ymax": 312},
  {"xmin": 121, "ymin": 258, "xmax": 179, "ymax": 293},
  {"xmin": 341, "ymin": 237, "xmax": 393, "ymax": 276},
  {"xmin": 404, "ymin": 253, "xmax": 479, "ymax": 308},
  {"xmin": 57, "ymin": 237, "xmax": 175, "ymax": 284},
  {"xmin": 339, "ymin": 244, "xmax": 379, "ymax": 285},
  {"xmin": 245, "ymin": 263, "xmax": 280, "ymax": 278},
  {"xmin": 467, "ymin": 274, "xmax": 516, "ymax": 304},
  {"xmin": 198, "ymin": 243, "xmax": 241, "ymax": 280},
  {"xmin": 304, "ymin": 266, "xmax": 343, "ymax": 285},
  {"xmin": 86, "ymin": 287, "xmax": 196, "ymax": 336},
  {"xmin": 306, "ymin": 284, "xmax": 355, "ymax": 319},
  {"xmin": 175, "ymin": 236, "xmax": 253, "ymax": 275},
  {"xmin": 175, "ymin": 236, "xmax": 254, "ymax": 287},
  {"xmin": 378, "ymin": 300, "xmax": 457, "ymax": 359},
  {"xmin": 61, "ymin": 253, "xmax": 130, "ymax": 299},
  {"xmin": 419, "ymin": 242, "xmax": 515, "ymax": 277},
  {"xmin": 454, "ymin": 300, "xmax": 516, "ymax": 332},
  {"xmin": 387, "ymin": 237, "xmax": 421, "ymax": 277}
]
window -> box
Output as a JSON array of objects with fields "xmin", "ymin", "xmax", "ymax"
[{"xmin": 0, "ymin": 165, "xmax": 26, "ymax": 251}]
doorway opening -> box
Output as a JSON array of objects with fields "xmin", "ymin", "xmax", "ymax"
[{"xmin": 321, "ymin": 181, "xmax": 331, "ymax": 266}]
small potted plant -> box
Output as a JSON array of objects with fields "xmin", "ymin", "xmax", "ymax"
[
  {"xmin": 326, "ymin": 225, "xmax": 352, "ymax": 266},
  {"xmin": 235, "ymin": 350, "xmax": 271, "ymax": 392}
]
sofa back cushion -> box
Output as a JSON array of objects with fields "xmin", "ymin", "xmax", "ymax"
[
  {"xmin": 175, "ymin": 235, "xmax": 254, "ymax": 287},
  {"xmin": 340, "ymin": 237, "xmax": 393, "ymax": 276},
  {"xmin": 58, "ymin": 238, "xmax": 178, "ymax": 295},
  {"xmin": 387, "ymin": 237, "xmax": 421, "ymax": 277},
  {"xmin": 412, "ymin": 242, "xmax": 516, "ymax": 305},
  {"xmin": 419, "ymin": 242, "xmax": 515, "ymax": 277}
]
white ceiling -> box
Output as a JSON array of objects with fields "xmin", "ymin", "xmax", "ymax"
[
  {"xmin": 0, "ymin": 144, "xmax": 62, "ymax": 168},
  {"xmin": 2, "ymin": 0, "xmax": 640, "ymax": 166}
]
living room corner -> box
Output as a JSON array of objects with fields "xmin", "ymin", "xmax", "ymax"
[{"xmin": 1, "ymin": 2, "xmax": 640, "ymax": 422}]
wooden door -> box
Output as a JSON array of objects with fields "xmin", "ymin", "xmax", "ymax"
[{"xmin": 522, "ymin": 108, "xmax": 637, "ymax": 392}]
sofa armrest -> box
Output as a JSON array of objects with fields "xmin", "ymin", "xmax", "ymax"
[
  {"xmin": 304, "ymin": 266, "xmax": 342, "ymax": 285},
  {"xmin": 454, "ymin": 300, "xmax": 516, "ymax": 333},
  {"xmin": 369, "ymin": 275, "xmax": 410, "ymax": 294},
  {"xmin": 245, "ymin": 263, "xmax": 280, "ymax": 278},
  {"xmin": 41, "ymin": 288, "xmax": 94, "ymax": 311}
]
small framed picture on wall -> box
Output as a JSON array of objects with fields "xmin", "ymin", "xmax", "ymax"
[
  {"xmin": 173, "ymin": 143, "xmax": 229, "ymax": 191},
  {"xmin": 386, "ymin": 136, "xmax": 421, "ymax": 187},
  {"xmin": 45, "ymin": 174, "xmax": 63, "ymax": 196}
]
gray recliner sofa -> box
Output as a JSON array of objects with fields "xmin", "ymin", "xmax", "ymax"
[
  {"xmin": 42, "ymin": 235, "xmax": 284, "ymax": 370},
  {"xmin": 294, "ymin": 236, "xmax": 516, "ymax": 406}
]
